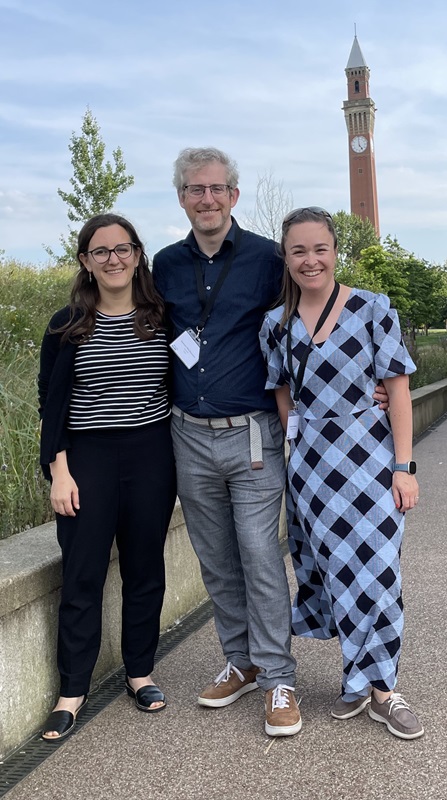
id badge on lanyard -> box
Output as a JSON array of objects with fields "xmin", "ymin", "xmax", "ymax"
[
  {"xmin": 170, "ymin": 328, "xmax": 201, "ymax": 368},
  {"xmin": 170, "ymin": 227, "xmax": 242, "ymax": 369},
  {"xmin": 286, "ymin": 408, "xmax": 299, "ymax": 440}
]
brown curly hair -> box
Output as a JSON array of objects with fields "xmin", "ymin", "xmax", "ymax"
[{"xmin": 52, "ymin": 213, "xmax": 165, "ymax": 343}]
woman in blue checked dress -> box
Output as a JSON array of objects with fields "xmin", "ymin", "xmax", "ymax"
[{"xmin": 259, "ymin": 207, "xmax": 423, "ymax": 740}]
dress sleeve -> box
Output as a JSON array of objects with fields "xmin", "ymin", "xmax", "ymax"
[
  {"xmin": 372, "ymin": 294, "xmax": 416, "ymax": 379},
  {"xmin": 259, "ymin": 314, "xmax": 286, "ymax": 389}
]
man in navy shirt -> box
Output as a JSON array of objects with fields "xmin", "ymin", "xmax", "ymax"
[{"xmin": 152, "ymin": 147, "xmax": 301, "ymax": 737}]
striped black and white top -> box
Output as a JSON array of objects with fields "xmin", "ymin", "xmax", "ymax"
[{"xmin": 67, "ymin": 310, "xmax": 170, "ymax": 430}]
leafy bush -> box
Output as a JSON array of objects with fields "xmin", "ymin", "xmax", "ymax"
[
  {"xmin": 0, "ymin": 260, "xmax": 73, "ymax": 539},
  {"xmin": 0, "ymin": 260, "xmax": 73, "ymax": 349},
  {"xmin": 0, "ymin": 345, "xmax": 53, "ymax": 538},
  {"xmin": 0, "ymin": 260, "xmax": 446, "ymax": 538},
  {"xmin": 408, "ymin": 338, "xmax": 447, "ymax": 390}
]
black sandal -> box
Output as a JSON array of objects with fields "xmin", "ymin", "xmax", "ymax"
[
  {"xmin": 125, "ymin": 680, "xmax": 167, "ymax": 713},
  {"xmin": 41, "ymin": 695, "xmax": 88, "ymax": 742}
]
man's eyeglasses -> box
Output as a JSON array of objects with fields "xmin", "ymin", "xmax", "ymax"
[
  {"xmin": 182, "ymin": 184, "xmax": 232, "ymax": 198},
  {"xmin": 283, "ymin": 207, "xmax": 333, "ymax": 226},
  {"xmin": 86, "ymin": 243, "xmax": 137, "ymax": 264}
]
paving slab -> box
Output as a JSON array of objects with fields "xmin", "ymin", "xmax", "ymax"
[{"xmin": 2, "ymin": 416, "xmax": 446, "ymax": 800}]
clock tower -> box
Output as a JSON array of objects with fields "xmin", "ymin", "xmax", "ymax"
[{"xmin": 343, "ymin": 36, "xmax": 380, "ymax": 236}]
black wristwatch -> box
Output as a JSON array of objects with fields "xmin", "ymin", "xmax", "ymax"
[{"xmin": 393, "ymin": 461, "xmax": 417, "ymax": 475}]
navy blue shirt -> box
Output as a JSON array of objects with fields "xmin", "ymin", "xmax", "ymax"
[{"xmin": 152, "ymin": 219, "xmax": 283, "ymax": 417}]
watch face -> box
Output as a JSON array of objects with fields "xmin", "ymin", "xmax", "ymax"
[
  {"xmin": 351, "ymin": 135, "xmax": 368, "ymax": 153},
  {"xmin": 409, "ymin": 461, "xmax": 417, "ymax": 475}
]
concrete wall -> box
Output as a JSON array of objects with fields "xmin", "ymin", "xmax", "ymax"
[
  {"xmin": 0, "ymin": 502, "xmax": 208, "ymax": 760},
  {"xmin": 411, "ymin": 379, "xmax": 447, "ymax": 438},
  {"xmin": 1, "ymin": 379, "xmax": 446, "ymax": 758}
]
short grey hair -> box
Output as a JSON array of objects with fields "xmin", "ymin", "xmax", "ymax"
[{"xmin": 173, "ymin": 147, "xmax": 240, "ymax": 192}]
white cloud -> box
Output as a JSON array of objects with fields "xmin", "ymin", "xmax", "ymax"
[{"xmin": 1, "ymin": 0, "xmax": 447, "ymax": 266}]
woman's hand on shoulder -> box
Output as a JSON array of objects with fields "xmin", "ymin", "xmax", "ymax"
[{"xmin": 392, "ymin": 473, "xmax": 419, "ymax": 513}]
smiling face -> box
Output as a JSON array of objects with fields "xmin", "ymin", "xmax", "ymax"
[
  {"xmin": 284, "ymin": 221, "xmax": 337, "ymax": 295},
  {"xmin": 178, "ymin": 161, "xmax": 240, "ymax": 239},
  {"xmin": 79, "ymin": 224, "xmax": 140, "ymax": 301}
]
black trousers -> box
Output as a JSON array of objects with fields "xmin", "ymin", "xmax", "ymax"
[{"xmin": 55, "ymin": 418, "xmax": 176, "ymax": 696}]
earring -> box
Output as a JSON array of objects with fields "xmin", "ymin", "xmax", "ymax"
[
  {"xmin": 88, "ymin": 272, "xmax": 92, "ymax": 283},
  {"xmin": 134, "ymin": 267, "xmax": 138, "ymax": 278}
]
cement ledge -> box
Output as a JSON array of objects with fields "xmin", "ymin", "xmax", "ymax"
[
  {"xmin": 411, "ymin": 378, "xmax": 447, "ymax": 438},
  {"xmin": 0, "ymin": 502, "xmax": 188, "ymax": 620}
]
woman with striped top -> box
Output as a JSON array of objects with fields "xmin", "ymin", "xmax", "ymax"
[{"xmin": 39, "ymin": 213, "xmax": 177, "ymax": 741}]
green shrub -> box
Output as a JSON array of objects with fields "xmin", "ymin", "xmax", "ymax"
[
  {"xmin": 0, "ymin": 260, "xmax": 73, "ymax": 350},
  {"xmin": 1, "ymin": 261, "xmax": 446, "ymax": 538},
  {"xmin": 409, "ymin": 339, "xmax": 447, "ymax": 390},
  {"xmin": 0, "ymin": 345, "xmax": 52, "ymax": 538},
  {"xmin": 0, "ymin": 260, "xmax": 74, "ymax": 538}
]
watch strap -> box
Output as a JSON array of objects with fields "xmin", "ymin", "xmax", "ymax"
[{"xmin": 393, "ymin": 461, "xmax": 416, "ymax": 474}]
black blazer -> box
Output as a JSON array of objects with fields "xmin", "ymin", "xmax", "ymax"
[{"xmin": 38, "ymin": 306, "xmax": 80, "ymax": 480}]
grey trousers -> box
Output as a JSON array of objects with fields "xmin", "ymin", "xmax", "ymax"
[{"xmin": 171, "ymin": 411, "xmax": 296, "ymax": 690}]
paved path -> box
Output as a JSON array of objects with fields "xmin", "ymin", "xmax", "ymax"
[{"xmin": 4, "ymin": 416, "xmax": 447, "ymax": 800}]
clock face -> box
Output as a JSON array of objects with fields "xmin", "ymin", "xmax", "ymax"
[{"xmin": 351, "ymin": 135, "xmax": 368, "ymax": 153}]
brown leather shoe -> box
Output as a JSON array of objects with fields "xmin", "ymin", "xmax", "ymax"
[
  {"xmin": 198, "ymin": 662, "xmax": 260, "ymax": 707},
  {"xmin": 265, "ymin": 685, "xmax": 302, "ymax": 736}
]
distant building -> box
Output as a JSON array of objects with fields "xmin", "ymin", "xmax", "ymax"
[{"xmin": 343, "ymin": 36, "xmax": 380, "ymax": 236}]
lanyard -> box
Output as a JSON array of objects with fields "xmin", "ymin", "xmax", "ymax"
[
  {"xmin": 286, "ymin": 281, "xmax": 340, "ymax": 404},
  {"xmin": 192, "ymin": 226, "xmax": 242, "ymax": 336}
]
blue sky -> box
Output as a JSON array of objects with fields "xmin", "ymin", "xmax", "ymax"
[{"xmin": 1, "ymin": 0, "xmax": 447, "ymax": 266}]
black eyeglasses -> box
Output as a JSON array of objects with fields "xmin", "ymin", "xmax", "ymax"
[
  {"xmin": 182, "ymin": 184, "xmax": 232, "ymax": 197},
  {"xmin": 86, "ymin": 243, "xmax": 138, "ymax": 264},
  {"xmin": 283, "ymin": 207, "xmax": 333, "ymax": 226}
]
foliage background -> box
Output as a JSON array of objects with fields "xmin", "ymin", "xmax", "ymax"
[
  {"xmin": 1, "ymin": 248, "xmax": 446, "ymax": 540},
  {"xmin": 0, "ymin": 261, "xmax": 73, "ymax": 538}
]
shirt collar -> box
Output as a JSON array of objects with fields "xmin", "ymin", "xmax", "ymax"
[{"xmin": 182, "ymin": 217, "xmax": 239, "ymax": 256}]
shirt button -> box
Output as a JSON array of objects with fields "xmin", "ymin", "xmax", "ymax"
[
  {"xmin": 209, "ymin": 259, "xmax": 213, "ymax": 264},
  {"xmin": 206, "ymin": 285, "xmax": 211, "ymax": 290},
  {"xmin": 202, "ymin": 340, "xmax": 208, "ymax": 345},
  {"xmin": 200, "ymin": 368, "xmax": 205, "ymax": 373},
  {"xmin": 199, "ymin": 396, "xmax": 204, "ymax": 401}
]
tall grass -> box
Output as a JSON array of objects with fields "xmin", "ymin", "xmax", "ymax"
[
  {"xmin": 0, "ymin": 259, "xmax": 73, "ymax": 348},
  {"xmin": 0, "ymin": 345, "xmax": 53, "ymax": 537},
  {"xmin": 407, "ymin": 336, "xmax": 447, "ymax": 390},
  {"xmin": 1, "ymin": 260, "xmax": 446, "ymax": 538},
  {"xmin": 1, "ymin": 260, "xmax": 73, "ymax": 539}
]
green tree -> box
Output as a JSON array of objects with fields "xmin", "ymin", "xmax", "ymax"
[
  {"xmin": 356, "ymin": 244, "xmax": 411, "ymax": 325},
  {"xmin": 333, "ymin": 211, "xmax": 379, "ymax": 265},
  {"xmin": 406, "ymin": 257, "xmax": 447, "ymax": 333},
  {"xmin": 433, "ymin": 265, "xmax": 447, "ymax": 328},
  {"xmin": 381, "ymin": 237, "xmax": 447, "ymax": 333},
  {"xmin": 46, "ymin": 108, "xmax": 135, "ymax": 266},
  {"xmin": 333, "ymin": 211, "xmax": 380, "ymax": 287}
]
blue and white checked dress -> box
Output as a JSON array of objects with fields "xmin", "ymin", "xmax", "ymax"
[{"xmin": 259, "ymin": 289, "xmax": 416, "ymax": 701}]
